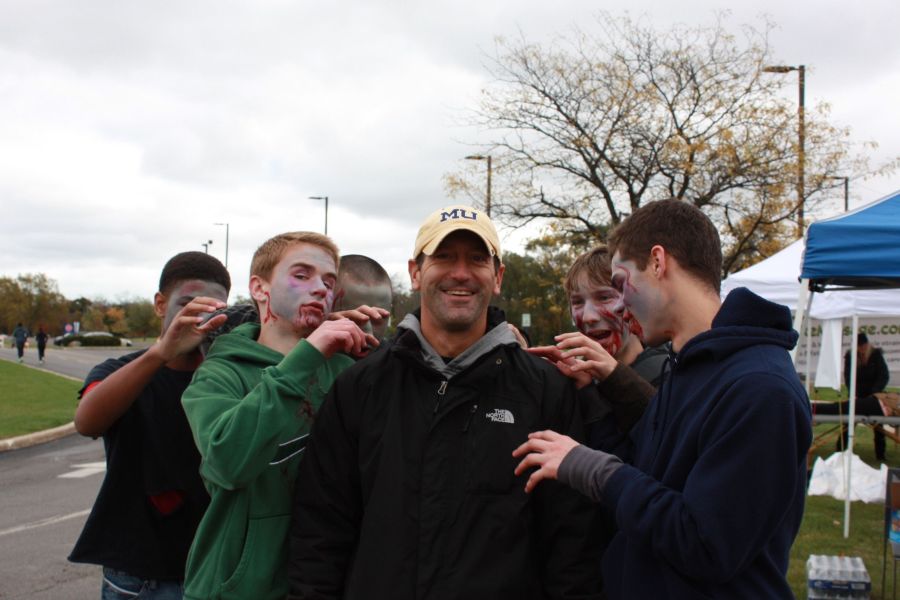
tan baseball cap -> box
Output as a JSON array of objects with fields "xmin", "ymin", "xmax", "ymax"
[{"xmin": 413, "ymin": 205, "xmax": 501, "ymax": 260}]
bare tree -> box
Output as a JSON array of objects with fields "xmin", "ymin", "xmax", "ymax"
[{"xmin": 447, "ymin": 14, "xmax": 895, "ymax": 274}]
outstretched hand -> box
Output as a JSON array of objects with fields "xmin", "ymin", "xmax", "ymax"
[
  {"xmin": 526, "ymin": 344, "xmax": 591, "ymax": 389},
  {"xmin": 529, "ymin": 332, "xmax": 618, "ymax": 387},
  {"xmin": 512, "ymin": 430, "xmax": 580, "ymax": 493},
  {"xmin": 154, "ymin": 297, "xmax": 228, "ymax": 362},
  {"xmin": 307, "ymin": 317, "xmax": 379, "ymax": 359}
]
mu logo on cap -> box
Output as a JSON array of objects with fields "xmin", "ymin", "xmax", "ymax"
[{"xmin": 440, "ymin": 208, "xmax": 478, "ymax": 222}]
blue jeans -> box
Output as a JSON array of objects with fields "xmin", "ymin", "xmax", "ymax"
[{"xmin": 101, "ymin": 568, "xmax": 184, "ymax": 600}]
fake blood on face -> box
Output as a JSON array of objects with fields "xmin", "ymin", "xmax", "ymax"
[{"xmin": 572, "ymin": 290, "xmax": 626, "ymax": 356}]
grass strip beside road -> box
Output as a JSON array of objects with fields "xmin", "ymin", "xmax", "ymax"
[{"xmin": 0, "ymin": 360, "xmax": 80, "ymax": 438}]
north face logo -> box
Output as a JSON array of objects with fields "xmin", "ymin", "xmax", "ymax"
[
  {"xmin": 440, "ymin": 208, "xmax": 477, "ymax": 222},
  {"xmin": 486, "ymin": 408, "xmax": 515, "ymax": 424}
]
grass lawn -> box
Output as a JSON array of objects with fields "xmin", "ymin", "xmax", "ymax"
[
  {"xmin": 789, "ymin": 399, "xmax": 900, "ymax": 599},
  {"xmin": 0, "ymin": 360, "xmax": 80, "ymax": 438}
]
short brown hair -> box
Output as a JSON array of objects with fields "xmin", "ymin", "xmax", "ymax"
[
  {"xmin": 564, "ymin": 246, "xmax": 612, "ymax": 295},
  {"xmin": 607, "ymin": 199, "xmax": 721, "ymax": 293},
  {"xmin": 251, "ymin": 232, "xmax": 340, "ymax": 282},
  {"xmin": 339, "ymin": 254, "xmax": 391, "ymax": 287}
]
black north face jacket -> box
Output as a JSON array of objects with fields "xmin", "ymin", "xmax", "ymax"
[{"xmin": 289, "ymin": 308, "xmax": 602, "ymax": 600}]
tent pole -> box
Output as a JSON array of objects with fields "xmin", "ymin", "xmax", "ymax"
[
  {"xmin": 843, "ymin": 314, "xmax": 859, "ymax": 539},
  {"xmin": 791, "ymin": 279, "xmax": 812, "ymax": 364},
  {"xmin": 805, "ymin": 311, "xmax": 812, "ymax": 396}
]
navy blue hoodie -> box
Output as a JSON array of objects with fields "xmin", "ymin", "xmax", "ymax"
[{"xmin": 600, "ymin": 287, "xmax": 811, "ymax": 599}]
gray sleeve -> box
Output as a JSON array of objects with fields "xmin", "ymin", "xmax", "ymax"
[{"xmin": 557, "ymin": 444, "xmax": 624, "ymax": 503}]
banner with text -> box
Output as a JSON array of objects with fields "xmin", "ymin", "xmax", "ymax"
[{"xmin": 795, "ymin": 317, "xmax": 900, "ymax": 388}]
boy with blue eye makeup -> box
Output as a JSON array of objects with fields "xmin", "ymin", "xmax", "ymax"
[{"xmin": 181, "ymin": 232, "xmax": 377, "ymax": 600}]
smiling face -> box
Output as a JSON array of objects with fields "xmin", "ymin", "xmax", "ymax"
[
  {"xmin": 568, "ymin": 272, "xmax": 630, "ymax": 357},
  {"xmin": 409, "ymin": 230, "xmax": 503, "ymax": 336},
  {"xmin": 253, "ymin": 242, "xmax": 337, "ymax": 339},
  {"xmin": 157, "ymin": 279, "xmax": 229, "ymax": 333}
]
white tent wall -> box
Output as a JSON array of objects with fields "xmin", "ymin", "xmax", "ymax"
[{"xmin": 721, "ymin": 240, "xmax": 900, "ymax": 387}]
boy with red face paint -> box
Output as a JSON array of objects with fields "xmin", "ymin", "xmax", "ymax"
[
  {"xmin": 529, "ymin": 246, "xmax": 667, "ymax": 453},
  {"xmin": 180, "ymin": 232, "xmax": 376, "ymax": 600}
]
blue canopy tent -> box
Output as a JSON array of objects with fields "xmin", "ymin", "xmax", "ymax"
[
  {"xmin": 797, "ymin": 188, "xmax": 900, "ymax": 537},
  {"xmin": 801, "ymin": 189, "xmax": 900, "ymax": 291}
]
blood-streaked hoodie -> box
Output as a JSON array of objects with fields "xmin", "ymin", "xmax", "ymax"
[{"xmin": 181, "ymin": 322, "xmax": 353, "ymax": 600}]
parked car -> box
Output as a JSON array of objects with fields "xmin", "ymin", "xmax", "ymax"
[
  {"xmin": 53, "ymin": 333, "xmax": 74, "ymax": 346},
  {"xmin": 55, "ymin": 332, "xmax": 133, "ymax": 347},
  {"xmin": 83, "ymin": 332, "xmax": 133, "ymax": 346}
]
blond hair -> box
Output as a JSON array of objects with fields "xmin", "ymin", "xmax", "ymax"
[{"xmin": 250, "ymin": 232, "xmax": 340, "ymax": 281}]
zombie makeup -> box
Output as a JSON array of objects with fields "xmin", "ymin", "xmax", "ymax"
[
  {"xmin": 626, "ymin": 311, "xmax": 644, "ymax": 339},
  {"xmin": 264, "ymin": 243, "xmax": 337, "ymax": 337},
  {"xmin": 569, "ymin": 274, "xmax": 628, "ymax": 357},
  {"xmin": 611, "ymin": 255, "xmax": 664, "ymax": 346},
  {"xmin": 162, "ymin": 279, "xmax": 229, "ymax": 331}
]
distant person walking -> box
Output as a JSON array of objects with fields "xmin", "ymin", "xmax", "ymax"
[
  {"xmin": 36, "ymin": 327, "xmax": 49, "ymax": 364},
  {"xmin": 12, "ymin": 323, "xmax": 28, "ymax": 363}
]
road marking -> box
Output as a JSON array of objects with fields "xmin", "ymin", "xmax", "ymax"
[
  {"xmin": 59, "ymin": 462, "xmax": 106, "ymax": 478},
  {"xmin": 0, "ymin": 509, "xmax": 90, "ymax": 537}
]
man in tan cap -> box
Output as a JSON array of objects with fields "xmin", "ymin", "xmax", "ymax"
[{"xmin": 288, "ymin": 205, "xmax": 602, "ymax": 600}]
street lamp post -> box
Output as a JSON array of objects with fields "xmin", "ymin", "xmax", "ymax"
[
  {"xmin": 763, "ymin": 64, "xmax": 805, "ymax": 237},
  {"xmin": 309, "ymin": 196, "xmax": 329, "ymax": 235},
  {"xmin": 465, "ymin": 155, "xmax": 492, "ymax": 216},
  {"xmin": 214, "ymin": 222, "xmax": 230, "ymax": 268},
  {"xmin": 825, "ymin": 176, "xmax": 850, "ymax": 212},
  {"xmin": 201, "ymin": 240, "xmax": 212, "ymax": 254}
]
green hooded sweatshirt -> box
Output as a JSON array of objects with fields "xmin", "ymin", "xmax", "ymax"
[{"xmin": 181, "ymin": 322, "xmax": 353, "ymax": 600}]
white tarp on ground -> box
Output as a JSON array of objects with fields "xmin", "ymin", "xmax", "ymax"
[
  {"xmin": 721, "ymin": 241, "xmax": 900, "ymax": 387},
  {"xmin": 808, "ymin": 451, "xmax": 888, "ymax": 503}
]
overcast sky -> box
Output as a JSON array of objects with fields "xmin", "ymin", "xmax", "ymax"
[{"xmin": 3, "ymin": 0, "xmax": 899, "ymax": 304}]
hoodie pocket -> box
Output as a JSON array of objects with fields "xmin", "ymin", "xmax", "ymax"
[{"xmin": 219, "ymin": 514, "xmax": 289, "ymax": 599}]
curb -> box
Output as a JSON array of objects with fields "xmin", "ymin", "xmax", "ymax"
[
  {"xmin": 0, "ymin": 356, "xmax": 83, "ymax": 452},
  {"xmin": 0, "ymin": 422, "xmax": 78, "ymax": 452}
]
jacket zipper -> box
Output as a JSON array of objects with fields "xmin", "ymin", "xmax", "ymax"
[{"xmin": 433, "ymin": 380, "xmax": 448, "ymax": 414}]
